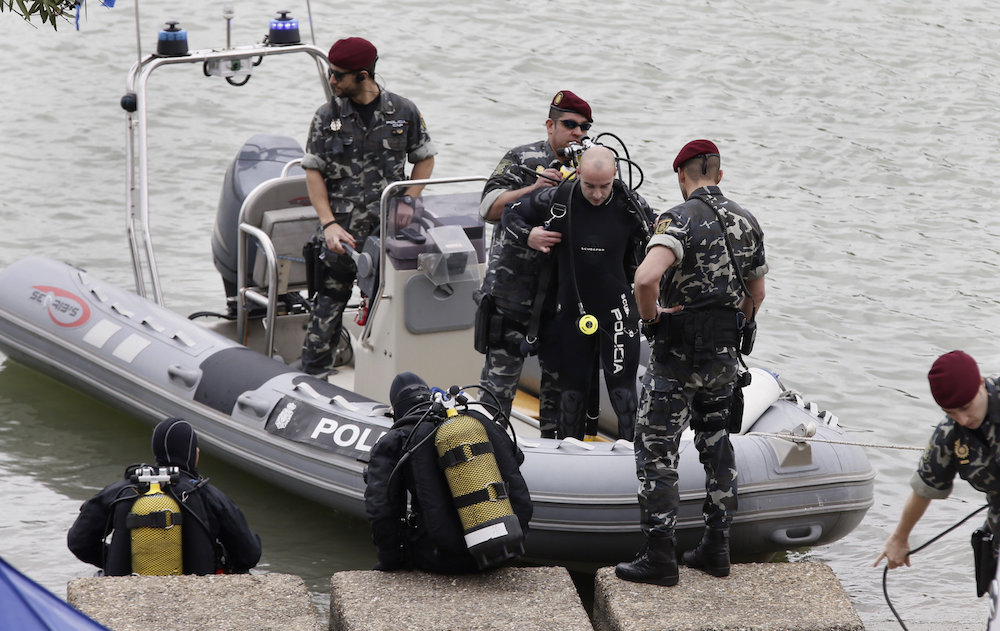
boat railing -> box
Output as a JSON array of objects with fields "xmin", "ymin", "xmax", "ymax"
[
  {"xmin": 234, "ymin": 170, "xmax": 313, "ymax": 354},
  {"xmin": 235, "ymin": 173, "xmax": 487, "ymax": 357},
  {"xmin": 123, "ymin": 41, "xmax": 332, "ymax": 306}
]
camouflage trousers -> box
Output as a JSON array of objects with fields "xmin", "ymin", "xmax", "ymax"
[
  {"xmin": 634, "ymin": 347, "xmax": 739, "ymax": 536},
  {"xmin": 479, "ymin": 321, "xmax": 559, "ymax": 435},
  {"xmin": 301, "ymin": 250, "xmax": 357, "ymax": 375}
]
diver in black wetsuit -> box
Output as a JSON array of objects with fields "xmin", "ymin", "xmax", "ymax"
[
  {"xmin": 364, "ymin": 372, "xmax": 533, "ymax": 573},
  {"xmin": 503, "ymin": 146, "xmax": 653, "ymax": 440}
]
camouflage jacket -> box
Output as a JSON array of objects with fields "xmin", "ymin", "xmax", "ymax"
[
  {"xmin": 912, "ymin": 377, "xmax": 1000, "ymax": 526},
  {"xmin": 479, "ymin": 139, "xmax": 558, "ymax": 298},
  {"xmin": 648, "ymin": 186, "xmax": 767, "ymax": 312},
  {"xmin": 301, "ymin": 89, "xmax": 436, "ymax": 236}
]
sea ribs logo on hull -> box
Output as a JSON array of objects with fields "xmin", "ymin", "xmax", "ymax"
[{"xmin": 29, "ymin": 286, "xmax": 91, "ymax": 328}]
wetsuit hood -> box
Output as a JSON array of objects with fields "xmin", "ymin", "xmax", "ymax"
[
  {"xmin": 390, "ymin": 372, "xmax": 432, "ymax": 420},
  {"xmin": 152, "ymin": 417, "xmax": 198, "ymax": 473}
]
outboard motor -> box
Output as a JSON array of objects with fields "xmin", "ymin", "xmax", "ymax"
[{"xmin": 211, "ymin": 134, "xmax": 305, "ymax": 307}]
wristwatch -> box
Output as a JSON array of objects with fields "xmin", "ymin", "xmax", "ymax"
[{"xmin": 399, "ymin": 195, "xmax": 415, "ymax": 205}]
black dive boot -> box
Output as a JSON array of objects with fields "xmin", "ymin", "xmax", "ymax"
[
  {"xmin": 680, "ymin": 528, "xmax": 730, "ymax": 577},
  {"xmin": 615, "ymin": 537, "xmax": 678, "ymax": 586}
]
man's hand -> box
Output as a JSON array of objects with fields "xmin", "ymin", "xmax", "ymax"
[
  {"xmin": 533, "ymin": 167, "xmax": 563, "ymax": 189},
  {"xmin": 873, "ymin": 534, "xmax": 911, "ymax": 570},
  {"xmin": 527, "ymin": 226, "xmax": 562, "ymax": 253},
  {"xmin": 324, "ymin": 222, "xmax": 355, "ymax": 254},
  {"xmin": 393, "ymin": 199, "xmax": 415, "ymax": 229}
]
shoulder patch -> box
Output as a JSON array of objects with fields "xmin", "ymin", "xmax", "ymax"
[
  {"xmin": 494, "ymin": 158, "xmax": 513, "ymax": 177},
  {"xmin": 654, "ymin": 217, "xmax": 672, "ymax": 234}
]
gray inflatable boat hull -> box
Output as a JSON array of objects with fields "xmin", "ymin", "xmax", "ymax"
[{"xmin": 0, "ymin": 256, "xmax": 874, "ymax": 564}]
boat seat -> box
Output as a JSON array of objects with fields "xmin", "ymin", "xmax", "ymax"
[
  {"xmin": 236, "ymin": 174, "xmax": 317, "ymax": 358},
  {"xmin": 239, "ymin": 174, "xmax": 316, "ymax": 294},
  {"xmin": 252, "ymin": 206, "xmax": 317, "ymax": 293}
]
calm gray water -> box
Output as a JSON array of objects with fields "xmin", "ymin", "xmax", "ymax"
[{"xmin": 2, "ymin": 0, "xmax": 999, "ymax": 628}]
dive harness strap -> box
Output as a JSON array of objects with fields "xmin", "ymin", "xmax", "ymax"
[
  {"xmin": 438, "ymin": 441, "xmax": 494, "ymax": 468},
  {"xmin": 695, "ymin": 189, "xmax": 757, "ymax": 359},
  {"xmin": 126, "ymin": 510, "xmax": 184, "ymax": 529},
  {"xmin": 523, "ymin": 180, "xmax": 574, "ymax": 351},
  {"xmin": 453, "ymin": 481, "xmax": 510, "ymax": 509}
]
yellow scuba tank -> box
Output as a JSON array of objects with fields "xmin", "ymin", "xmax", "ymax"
[
  {"xmin": 127, "ymin": 469, "xmax": 183, "ymax": 575},
  {"xmin": 434, "ymin": 409, "xmax": 525, "ymax": 570}
]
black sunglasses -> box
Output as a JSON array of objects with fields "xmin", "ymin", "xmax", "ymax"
[
  {"xmin": 559, "ymin": 119, "xmax": 592, "ymax": 132},
  {"xmin": 329, "ymin": 69, "xmax": 360, "ymax": 81}
]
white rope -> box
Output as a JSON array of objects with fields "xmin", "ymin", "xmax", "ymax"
[{"xmin": 745, "ymin": 431, "xmax": 924, "ymax": 451}]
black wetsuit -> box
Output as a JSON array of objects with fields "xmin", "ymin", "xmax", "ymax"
[{"xmin": 503, "ymin": 180, "xmax": 652, "ymax": 439}]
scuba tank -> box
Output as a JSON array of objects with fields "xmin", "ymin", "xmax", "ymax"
[
  {"xmin": 434, "ymin": 407, "xmax": 525, "ymax": 570},
  {"xmin": 126, "ymin": 466, "xmax": 184, "ymax": 575}
]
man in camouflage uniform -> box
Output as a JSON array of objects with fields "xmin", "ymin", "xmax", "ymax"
[
  {"xmin": 875, "ymin": 351, "xmax": 1000, "ymax": 576},
  {"xmin": 300, "ymin": 37, "xmax": 436, "ymax": 376},
  {"xmin": 476, "ymin": 91, "xmax": 593, "ymax": 436},
  {"xmin": 616, "ymin": 140, "xmax": 767, "ymax": 586}
]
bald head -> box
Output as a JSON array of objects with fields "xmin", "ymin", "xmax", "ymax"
[
  {"xmin": 577, "ymin": 146, "xmax": 617, "ymax": 206},
  {"xmin": 578, "ymin": 146, "xmax": 615, "ymax": 176}
]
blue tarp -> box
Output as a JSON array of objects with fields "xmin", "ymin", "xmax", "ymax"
[{"xmin": 0, "ymin": 557, "xmax": 109, "ymax": 630}]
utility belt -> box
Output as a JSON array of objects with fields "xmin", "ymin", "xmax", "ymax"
[{"xmin": 647, "ymin": 308, "xmax": 743, "ymax": 363}]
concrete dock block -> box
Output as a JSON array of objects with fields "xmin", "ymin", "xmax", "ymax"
[
  {"xmin": 67, "ymin": 573, "xmax": 322, "ymax": 631},
  {"xmin": 329, "ymin": 565, "xmax": 593, "ymax": 631},
  {"xmin": 593, "ymin": 562, "xmax": 864, "ymax": 631}
]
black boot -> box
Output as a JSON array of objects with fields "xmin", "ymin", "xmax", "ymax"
[
  {"xmin": 615, "ymin": 536, "xmax": 678, "ymax": 586},
  {"xmin": 681, "ymin": 528, "xmax": 730, "ymax": 577}
]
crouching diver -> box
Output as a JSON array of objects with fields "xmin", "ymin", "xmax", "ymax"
[
  {"xmin": 67, "ymin": 417, "xmax": 262, "ymax": 576},
  {"xmin": 364, "ymin": 372, "xmax": 533, "ymax": 573},
  {"xmin": 503, "ymin": 145, "xmax": 653, "ymax": 440}
]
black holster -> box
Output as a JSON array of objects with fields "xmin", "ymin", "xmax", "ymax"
[
  {"xmin": 739, "ymin": 315, "xmax": 757, "ymax": 355},
  {"xmin": 474, "ymin": 293, "xmax": 494, "ymax": 354},
  {"xmin": 972, "ymin": 523, "xmax": 997, "ymax": 597},
  {"xmin": 303, "ymin": 235, "xmax": 322, "ymax": 299},
  {"xmin": 728, "ymin": 369, "xmax": 752, "ymax": 433},
  {"xmin": 473, "ymin": 293, "xmax": 508, "ymax": 354}
]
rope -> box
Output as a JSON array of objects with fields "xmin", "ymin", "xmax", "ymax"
[
  {"xmin": 767, "ymin": 390, "xmax": 924, "ymax": 451},
  {"xmin": 744, "ymin": 431, "xmax": 924, "ymax": 451}
]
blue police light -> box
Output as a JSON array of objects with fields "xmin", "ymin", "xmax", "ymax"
[
  {"xmin": 156, "ymin": 21, "xmax": 189, "ymax": 57},
  {"xmin": 268, "ymin": 10, "xmax": 300, "ymax": 46}
]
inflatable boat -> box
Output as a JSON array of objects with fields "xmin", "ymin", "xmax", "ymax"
[{"xmin": 0, "ymin": 11, "xmax": 874, "ymax": 565}]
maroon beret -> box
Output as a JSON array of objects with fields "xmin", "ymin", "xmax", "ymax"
[
  {"xmin": 328, "ymin": 37, "xmax": 378, "ymax": 70},
  {"xmin": 928, "ymin": 350, "xmax": 981, "ymax": 409},
  {"xmin": 550, "ymin": 90, "xmax": 593, "ymax": 123},
  {"xmin": 672, "ymin": 139, "xmax": 720, "ymax": 173}
]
